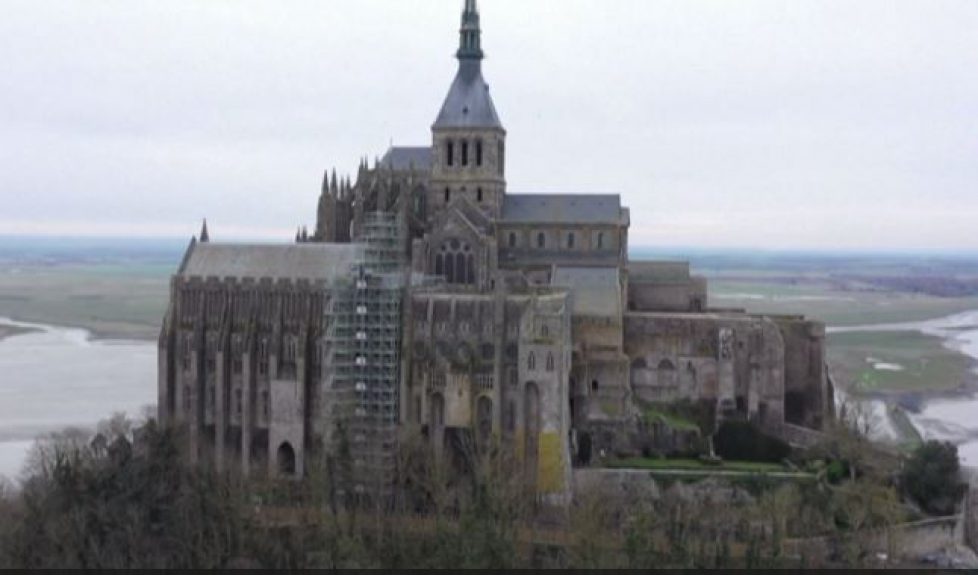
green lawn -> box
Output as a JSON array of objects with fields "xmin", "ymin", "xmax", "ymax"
[
  {"xmin": 607, "ymin": 457, "xmax": 786, "ymax": 473},
  {"xmin": 827, "ymin": 330, "xmax": 974, "ymax": 395}
]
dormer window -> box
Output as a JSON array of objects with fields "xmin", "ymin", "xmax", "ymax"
[
  {"xmin": 476, "ymin": 140, "xmax": 483, "ymax": 166},
  {"xmin": 446, "ymin": 140, "xmax": 455, "ymax": 167},
  {"xmin": 597, "ymin": 232, "xmax": 605, "ymax": 249},
  {"xmin": 537, "ymin": 232, "xmax": 546, "ymax": 249},
  {"xmin": 508, "ymin": 232, "xmax": 517, "ymax": 248},
  {"xmin": 461, "ymin": 140, "xmax": 469, "ymax": 166},
  {"xmin": 567, "ymin": 232, "xmax": 575, "ymax": 249}
]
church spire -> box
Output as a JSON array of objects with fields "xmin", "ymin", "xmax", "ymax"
[
  {"xmin": 199, "ymin": 218, "xmax": 209, "ymax": 243},
  {"xmin": 457, "ymin": 0, "xmax": 483, "ymax": 62}
]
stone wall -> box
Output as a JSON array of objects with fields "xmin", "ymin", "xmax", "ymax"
[{"xmin": 966, "ymin": 479, "xmax": 978, "ymax": 555}]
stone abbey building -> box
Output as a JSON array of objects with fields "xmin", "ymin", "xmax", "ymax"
[{"xmin": 158, "ymin": 0, "xmax": 832, "ymax": 500}]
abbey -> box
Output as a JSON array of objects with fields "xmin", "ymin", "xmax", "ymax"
[{"xmin": 158, "ymin": 0, "xmax": 832, "ymax": 500}]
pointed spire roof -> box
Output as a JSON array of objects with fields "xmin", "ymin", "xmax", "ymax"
[
  {"xmin": 433, "ymin": 0, "xmax": 503, "ymax": 130},
  {"xmin": 200, "ymin": 218, "xmax": 210, "ymax": 243}
]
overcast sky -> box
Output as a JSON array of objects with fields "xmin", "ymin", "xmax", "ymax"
[{"xmin": 1, "ymin": 0, "xmax": 976, "ymax": 251}]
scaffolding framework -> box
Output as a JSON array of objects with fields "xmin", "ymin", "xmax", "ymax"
[{"xmin": 324, "ymin": 212, "xmax": 405, "ymax": 496}]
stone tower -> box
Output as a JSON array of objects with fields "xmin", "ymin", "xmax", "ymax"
[{"xmin": 430, "ymin": 0, "xmax": 506, "ymax": 219}]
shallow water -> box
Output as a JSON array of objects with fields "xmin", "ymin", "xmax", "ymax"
[{"xmin": 0, "ymin": 318, "xmax": 155, "ymax": 481}]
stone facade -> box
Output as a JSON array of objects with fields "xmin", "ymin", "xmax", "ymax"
[{"xmin": 158, "ymin": 0, "xmax": 832, "ymax": 500}]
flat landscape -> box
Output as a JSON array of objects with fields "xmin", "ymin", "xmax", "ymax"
[{"xmin": 2, "ymin": 239, "xmax": 977, "ymax": 402}]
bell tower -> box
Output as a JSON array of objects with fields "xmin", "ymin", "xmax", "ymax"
[{"xmin": 430, "ymin": 0, "xmax": 506, "ymax": 219}]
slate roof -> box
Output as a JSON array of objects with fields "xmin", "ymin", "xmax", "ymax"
[
  {"xmin": 380, "ymin": 146, "xmax": 432, "ymax": 171},
  {"xmin": 180, "ymin": 243, "xmax": 363, "ymax": 282},
  {"xmin": 552, "ymin": 267, "xmax": 622, "ymax": 318},
  {"xmin": 502, "ymin": 194, "xmax": 624, "ymax": 225},
  {"xmin": 629, "ymin": 261, "xmax": 692, "ymax": 283},
  {"xmin": 433, "ymin": 61, "xmax": 503, "ymax": 130}
]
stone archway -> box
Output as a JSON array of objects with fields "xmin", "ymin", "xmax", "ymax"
[{"xmin": 276, "ymin": 441, "xmax": 296, "ymax": 476}]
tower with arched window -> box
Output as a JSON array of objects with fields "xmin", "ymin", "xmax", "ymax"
[{"xmin": 430, "ymin": 0, "xmax": 507, "ymax": 218}]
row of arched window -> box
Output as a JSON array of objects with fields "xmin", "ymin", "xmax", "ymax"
[
  {"xmin": 507, "ymin": 230, "xmax": 606, "ymax": 250},
  {"xmin": 445, "ymin": 138, "xmax": 484, "ymax": 168},
  {"xmin": 434, "ymin": 239, "xmax": 476, "ymax": 285},
  {"xmin": 443, "ymin": 187, "xmax": 486, "ymax": 204},
  {"xmin": 527, "ymin": 351, "xmax": 556, "ymax": 372}
]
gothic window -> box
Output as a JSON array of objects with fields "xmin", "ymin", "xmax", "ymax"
[
  {"xmin": 446, "ymin": 140, "xmax": 454, "ymax": 167},
  {"xmin": 537, "ymin": 232, "xmax": 546, "ymax": 249},
  {"xmin": 445, "ymin": 250, "xmax": 455, "ymax": 283},
  {"xmin": 262, "ymin": 390, "xmax": 270, "ymax": 420},
  {"xmin": 461, "ymin": 140, "xmax": 469, "ymax": 166},
  {"xmin": 528, "ymin": 352, "xmax": 536, "ymax": 371},
  {"xmin": 181, "ymin": 335, "xmax": 191, "ymax": 370},
  {"xmin": 444, "ymin": 187, "xmax": 450, "ymax": 204},
  {"xmin": 498, "ymin": 141, "xmax": 505, "ymax": 175},
  {"xmin": 477, "ymin": 187, "xmax": 483, "ymax": 202},
  {"xmin": 508, "ymin": 232, "xmax": 517, "ymax": 248},
  {"xmin": 438, "ymin": 240, "xmax": 475, "ymax": 285},
  {"xmin": 591, "ymin": 379, "xmax": 599, "ymax": 392},
  {"xmin": 455, "ymin": 252, "xmax": 466, "ymax": 284},
  {"xmin": 546, "ymin": 352, "xmax": 555, "ymax": 372},
  {"xmin": 567, "ymin": 232, "xmax": 575, "ymax": 249},
  {"xmin": 476, "ymin": 139, "xmax": 483, "ymax": 166},
  {"xmin": 258, "ymin": 339, "xmax": 268, "ymax": 375}
]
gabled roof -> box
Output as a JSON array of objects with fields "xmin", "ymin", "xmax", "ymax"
[
  {"xmin": 501, "ymin": 194, "xmax": 624, "ymax": 225},
  {"xmin": 433, "ymin": 62, "xmax": 503, "ymax": 130},
  {"xmin": 552, "ymin": 267, "xmax": 622, "ymax": 318},
  {"xmin": 180, "ymin": 243, "xmax": 363, "ymax": 282},
  {"xmin": 380, "ymin": 146, "xmax": 432, "ymax": 171}
]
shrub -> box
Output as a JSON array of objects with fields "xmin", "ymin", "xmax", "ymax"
[{"xmin": 900, "ymin": 440, "xmax": 965, "ymax": 516}]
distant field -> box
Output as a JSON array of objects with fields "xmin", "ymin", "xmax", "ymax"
[
  {"xmin": 0, "ymin": 264, "xmax": 171, "ymax": 340},
  {"xmin": 709, "ymin": 278, "xmax": 978, "ymax": 327},
  {"xmin": 827, "ymin": 330, "xmax": 975, "ymax": 396}
]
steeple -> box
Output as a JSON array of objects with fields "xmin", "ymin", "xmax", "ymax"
[
  {"xmin": 457, "ymin": 0, "xmax": 483, "ymax": 62},
  {"xmin": 433, "ymin": 0, "xmax": 502, "ymax": 130},
  {"xmin": 199, "ymin": 218, "xmax": 209, "ymax": 243}
]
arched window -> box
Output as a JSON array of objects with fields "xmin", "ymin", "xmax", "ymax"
[
  {"xmin": 444, "ymin": 187, "xmax": 450, "ymax": 204},
  {"xmin": 445, "ymin": 251, "xmax": 455, "ymax": 283},
  {"xmin": 461, "ymin": 140, "xmax": 469, "ymax": 166},
  {"xmin": 438, "ymin": 240, "xmax": 475, "ymax": 285},
  {"xmin": 276, "ymin": 442, "xmax": 296, "ymax": 476},
  {"xmin": 446, "ymin": 140, "xmax": 454, "ymax": 167},
  {"xmin": 528, "ymin": 352, "xmax": 536, "ymax": 371},
  {"xmin": 476, "ymin": 140, "xmax": 484, "ymax": 166},
  {"xmin": 597, "ymin": 232, "xmax": 605, "ymax": 249},
  {"xmin": 498, "ymin": 141, "xmax": 505, "ymax": 175},
  {"xmin": 567, "ymin": 232, "xmax": 575, "ymax": 249},
  {"xmin": 455, "ymin": 252, "xmax": 466, "ymax": 285},
  {"xmin": 546, "ymin": 352, "xmax": 555, "ymax": 372},
  {"xmin": 477, "ymin": 187, "xmax": 483, "ymax": 202},
  {"xmin": 537, "ymin": 232, "xmax": 546, "ymax": 249},
  {"xmin": 508, "ymin": 232, "xmax": 517, "ymax": 248}
]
